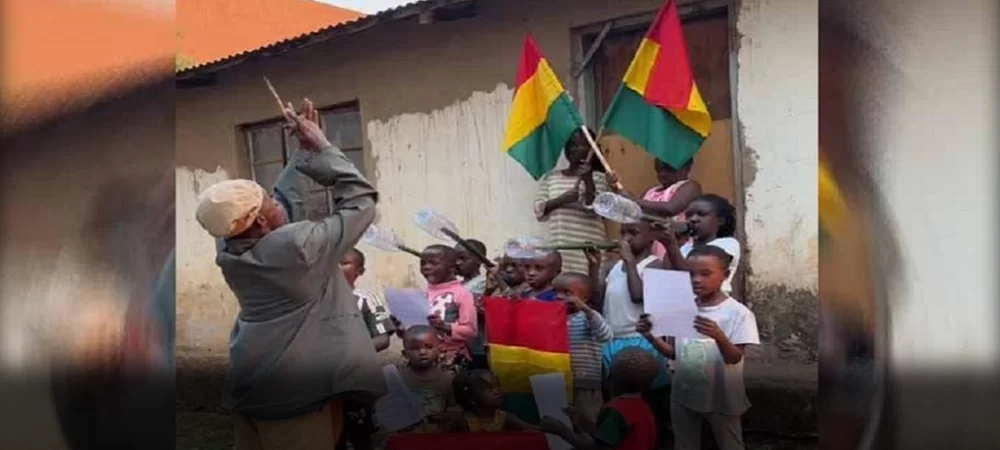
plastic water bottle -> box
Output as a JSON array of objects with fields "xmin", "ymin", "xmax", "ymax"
[
  {"xmin": 361, "ymin": 224, "xmax": 402, "ymax": 252},
  {"xmin": 502, "ymin": 236, "xmax": 550, "ymax": 259},
  {"xmin": 592, "ymin": 192, "xmax": 644, "ymax": 224},
  {"xmin": 413, "ymin": 208, "xmax": 460, "ymax": 242}
]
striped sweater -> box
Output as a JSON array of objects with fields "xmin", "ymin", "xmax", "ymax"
[
  {"xmin": 568, "ymin": 310, "xmax": 614, "ymax": 390},
  {"xmin": 534, "ymin": 171, "xmax": 611, "ymax": 274}
]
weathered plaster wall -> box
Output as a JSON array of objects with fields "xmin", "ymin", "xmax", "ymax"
[
  {"xmin": 175, "ymin": 166, "xmax": 239, "ymax": 352},
  {"xmin": 737, "ymin": 0, "xmax": 819, "ymax": 361}
]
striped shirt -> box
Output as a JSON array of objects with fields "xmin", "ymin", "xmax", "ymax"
[
  {"xmin": 534, "ymin": 171, "xmax": 610, "ymax": 274},
  {"xmin": 568, "ymin": 310, "xmax": 614, "ymax": 390}
]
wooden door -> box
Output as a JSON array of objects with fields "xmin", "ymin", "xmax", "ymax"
[{"xmin": 588, "ymin": 11, "xmax": 742, "ymax": 294}]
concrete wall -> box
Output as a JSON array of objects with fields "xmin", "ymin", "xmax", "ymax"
[
  {"xmin": 176, "ymin": 0, "xmax": 818, "ymax": 359},
  {"xmin": 736, "ymin": 0, "xmax": 818, "ymax": 360}
]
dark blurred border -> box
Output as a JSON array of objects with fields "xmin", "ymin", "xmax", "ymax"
[{"xmin": 0, "ymin": 1, "xmax": 176, "ymax": 448}]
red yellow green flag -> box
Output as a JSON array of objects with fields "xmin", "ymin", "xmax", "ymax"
[
  {"xmin": 503, "ymin": 35, "xmax": 585, "ymax": 180},
  {"xmin": 600, "ymin": 0, "xmax": 712, "ymax": 169},
  {"xmin": 485, "ymin": 297, "xmax": 572, "ymax": 424}
]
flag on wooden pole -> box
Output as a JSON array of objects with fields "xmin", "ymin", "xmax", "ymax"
[
  {"xmin": 503, "ymin": 35, "xmax": 585, "ymax": 180},
  {"xmin": 600, "ymin": 0, "xmax": 712, "ymax": 169}
]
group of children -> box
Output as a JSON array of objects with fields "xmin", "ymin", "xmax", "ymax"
[{"xmin": 338, "ymin": 188, "xmax": 759, "ymax": 450}]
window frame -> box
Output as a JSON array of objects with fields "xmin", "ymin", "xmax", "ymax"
[{"xmin": 240, "ymin": 100, "xmax": 364, "ymax": 219}]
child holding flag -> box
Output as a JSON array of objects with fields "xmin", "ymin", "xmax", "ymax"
[{"xmin": 532, "ymin": 130, "xmax": 611, "ymax": 274}]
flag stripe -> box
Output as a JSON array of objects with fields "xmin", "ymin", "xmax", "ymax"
[
  {"xmin": 604, "ymin": 85, "xmax": 705, "ymax": 169},
  {"xmin": 503, "ymin": 58, "xmax": 570, "ymax": 151},
  {"xmin": 622, "ymin": 38, "xmax": 660, "ymax": 96},
  {"xmin": 505, "ymin": 93, "xmax": 581, "ymax": 179},
  {"xmin": 489, "ymin": 343, "xmax": 573, "ymax": 394},
  {"xmin": 642, "ymin": 1, "xmax": 698, "ymax": 110},
  {"xmin": 514, "ymin": 35, "xmax": 544, "ymax": 88},
  {"xmin": 483, "ymin": 297, "xmax": 569, "ymax": 352}
]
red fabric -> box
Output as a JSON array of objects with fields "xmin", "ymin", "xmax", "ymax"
[
  {"xmin": 385, "ymin": 431, "xmax": 549, "ymax": 450},
  {"xmin": 607, "ymin": 396, "xmax": 657, "ymax": 450},
  {"xmin": 514, "ymin": 34, "xmax": 544, "ymax": 88},
  {"xmin": 643, "ymin": 0, "xmax": 697, "ymax": 109},
  {"xmin": 483, "ymin": 297, "xmax": 568, "ymax": 353}
]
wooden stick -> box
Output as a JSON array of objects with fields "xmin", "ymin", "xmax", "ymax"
[
  {"xmin": 578, "ymin": 125, "xmax": 623, "ymax": 191},
  {"xmin": 263, "ymin": 76, "xmax": 286, "ymax": 114}
]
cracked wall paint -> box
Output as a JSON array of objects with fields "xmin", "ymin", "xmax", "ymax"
[
  {"xmin": 737, "ymin": 0, "xmax": 818, "ymax": 292},
  {"xmin": 361, "ymin": 83, "xmax": 546, "ymax": 292}
]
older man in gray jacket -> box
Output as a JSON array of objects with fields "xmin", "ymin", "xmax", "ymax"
[{"xmin": 196, "ymin": 100, "xmax": 385, "ymax": 450}]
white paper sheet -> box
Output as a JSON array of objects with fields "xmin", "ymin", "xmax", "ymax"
[
  {"xmin": 530, "ymin": 372, "xmax": 572, "ymax": 450},
  {"xmin": 384, "ymin": 288, "xmax": 429, "ymax": 328},
  {"xmin": 642, "ymin": 268, "xmax": 700, "ymax": 340},
  {"xmin": 373, "ymin": 365, "xmax": 424, "ymax": 432}
]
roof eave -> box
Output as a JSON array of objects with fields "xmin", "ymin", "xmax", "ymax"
[{"xmin": 176, "ymin": 0, "xmax": 475, "ymax": 81}]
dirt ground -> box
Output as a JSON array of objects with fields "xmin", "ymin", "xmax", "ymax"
[{"xmin": 175, "ymin": 343, "xmax": 818, "ymax": 449}]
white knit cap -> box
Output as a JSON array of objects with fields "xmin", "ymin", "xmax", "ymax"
[{"xmin": 195, "ymin": 179, "xmax": 266, "ymax": 238}]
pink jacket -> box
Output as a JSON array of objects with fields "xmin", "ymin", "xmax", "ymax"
[{"xmin": 427, "ymin": 280, "xmax": 478, "ymax": 359}]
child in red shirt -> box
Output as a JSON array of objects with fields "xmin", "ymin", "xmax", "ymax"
[{"xmin": 541, "ymin": 347, "xmax": 658, "ymax": 450}]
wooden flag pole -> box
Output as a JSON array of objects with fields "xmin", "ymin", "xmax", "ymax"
[{"xmin": 578, "ymin": 125, "xmax": 624, "ymax": 191}]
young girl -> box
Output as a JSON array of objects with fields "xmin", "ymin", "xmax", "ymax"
[
  {"xmin": 533, "ymin": 128, "xmax": 611, "ymax": 274},
  {"xmin": 441, "ymin": 369, "xmax": 535, "ymax": 432},
  {"xmin": 636, "ymin": 245, "xmax": 760, "ymax": 450},
  {"xmin": 420, "ymin": 245, "xmax": 478, "ymax": 373},
  {"xmin": 659, "ymin": 194, "xmax": 740, "ymax": 294}
]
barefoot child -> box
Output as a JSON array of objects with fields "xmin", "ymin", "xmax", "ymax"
[
  {"xmin": 541, "ymin": 347, "xmax": 658, "ymax": 450},
  {"xmin": 339, "ymin": 248, "xmax": 396, "ymax": 450},
  {"xmin": 440, "ymin": 369, "xmax": 536, "ymax": 432},
  {"xmin": 397, "ymin": 325, "xmax": 458, "ymax": 432},
  {"xmin": 552, "ymin": 272, "xmax": 613, "ymax": 421},
  {"xmin": 421, "ymin": 245, "xmax": 478, "ymax": 372},
  {"xmin": 636, "ymin": 245, "xmax": 760, "ymax": 450},
  {"xmin": 523, "ymin": 250, "xmax": 563, "ymax": 301}
]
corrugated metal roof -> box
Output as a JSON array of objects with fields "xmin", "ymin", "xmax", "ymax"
[
  {"xmin": 177, "ymin": 0, "xmax": 365, "ymax": 71},
  {"xmin": 177, "ymin": 0, "xmax": 470, "ymax": 78}
]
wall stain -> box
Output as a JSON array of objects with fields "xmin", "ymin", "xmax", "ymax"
[{"xmin": 746, "ymin": 283, "xmax": 818, "ymax": 363}]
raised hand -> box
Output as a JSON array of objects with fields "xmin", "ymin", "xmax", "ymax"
[{"xmin": 282, "ymin": 98, "xmax": 330, "ymax": 151}]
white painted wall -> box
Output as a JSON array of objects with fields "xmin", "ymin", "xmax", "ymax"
[
  {"xmin": 737, "ymin": 0, "xmax": 819, "ymax": 292},
  {"xmin": 360, "ymin": 84, "xmax": 545, "ymax": 291}
]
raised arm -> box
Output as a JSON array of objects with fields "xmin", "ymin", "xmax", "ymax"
[
  {"xmin": 634, "ymin": 180, "xmax": 702, "ymax": 217},
  {"xmin": 283, "ymin": 101, "xmax": 378, "ymax": 267}
]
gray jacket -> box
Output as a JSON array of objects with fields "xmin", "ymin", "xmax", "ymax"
[{"xmin": 217, "ymin": 145, "xmax": 385, "ymax": 419}]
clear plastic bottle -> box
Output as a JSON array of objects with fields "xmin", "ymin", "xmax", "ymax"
[
  {"xmin": 502, "ymin": 236, "xmax": 550, "ymax": 259},
  {"xmin": 592, "ymin": 192, "xmax": 644, "ymax": 224},
  {"xmin": 413, "ymin": 208, "xmax": 460, "ymax": 242},
  {"xmin": 361, "ymin": 224, "xmax": 402, "ymax": 252}
]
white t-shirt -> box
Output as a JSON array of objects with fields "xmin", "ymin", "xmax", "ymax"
[
  {"xmin": 602, "ymin": 255, "xmax": 660, "ymax": 337},
  {"xmin": 671, "ymin": 297, "xmax": 760, "ymax": 415},
  {"xmin": 680, "ymin": 237, "xmax": 740, "ymax": 294}
]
